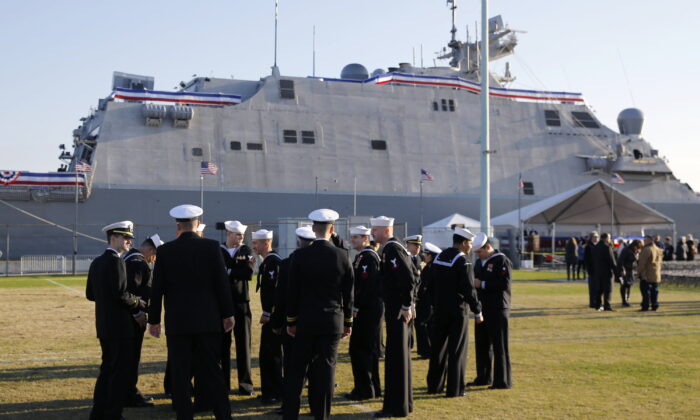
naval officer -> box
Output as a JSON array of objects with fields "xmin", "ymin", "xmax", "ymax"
[
  {"xmin": 220, "ymin": 220, "xmax": 255, "ymax": 396},
  {"xmin": 122, "ymin": 233, "xmax": 163, "ymax": 408},
  {"xmin": 371, "ymin": 216, "xmax": 416, "ymax": 418},
  {"xmin": 473, "ymin": 233, "xmax": 513, "ymax": 390},
  {"xmin": 415, "ymin": 241, "xmax": 442, "ymax": 359},
  {"xmin": 253, "ymin": 229, "xmax": 284, "ymax": 403},
  {"xmin": 270, "ymin": 226, "xmax": 316, "ymax": 415},
  {"xmin": 426, "ymin": 228, "xmax": 483, "ymax": 397},
  {"xmin": 86, "ymin": 221, "xmax": 145, "ymax": 420},
  {"xmin": 148, "ymin": 204, "xmax": 234, "ymax": 420},
  {"xmin": 347, "ymin": 225, "xmax": 383, "ymax": 401},
  {"xmin": 283, "ymin": 209, "xmax": 354, "ymax": 420}
]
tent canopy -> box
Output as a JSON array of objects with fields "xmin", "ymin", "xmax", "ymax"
[
  {"xmin": 424, "ymin": 213, "xmax": 481, "ymax": 229},
  {"xmin": 491, "ymin": 180, "xmax": 674, "ymax": 228}
]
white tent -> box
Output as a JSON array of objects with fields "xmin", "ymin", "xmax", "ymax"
[
  {"xmin": 491, "ymin": 179, "xmax": 675, "ymax": 230},
  {"xmin": 423, "ymin": 213, "xmax": 481, "ymax": 249}
]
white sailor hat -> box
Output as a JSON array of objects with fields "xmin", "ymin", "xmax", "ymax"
[
  {"xmin": 252, "ymin": 229, "xmax": 273, "ymax": 240},
  {"xmin": 350, "ymin": 225, "xmax": 371, "ymax": 236},
  {"xmin": 295, "ymin": 226, "xmax": 316, "ymax": 240},
  {"xmin": 102, "ymin": 221, "xmax": 135, "ymax": 238},
  {"xmin": 196, "ymin": 223, "xmax": 206, "ymax": 233},
  {"xmin": 404, "ymin": 234, "xmax": 423, "ymax": 245},
  {"xmin": 308, "ymin": 208, "xmax": 339, "ymax": 223},
  {"xmin": 423, "ymin": 242, "xmax": 442, "ymax": 255},
  {"xmin": 473, "ymin": 232, "xmax": 489, "ymax": 249},
  {"xmin": 454, "ymin": 227, "xmax": 475, "ymax": 240},
  {"xmin": 169, "ymin": 204, "xmax": 203, "ymax": 221},
  {"xmin": 224, "ymin": 220, "xmax": 247, "ymax": 234},
  {"xmin": 370, "ymin": 216, "xmax": 394, "ymax": 227},
  {"xmin": 147, "ymin": 234, "xmax": 164, "ymax": 248}
]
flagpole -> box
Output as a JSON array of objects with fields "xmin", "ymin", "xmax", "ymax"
[
  {"xmin": 353, "ymin": 175, "xmax": 357, "ymax": 216},
  {"xmin": 73, "ymin": 170, "xmax": 78, "ymax": 275},
  {"xmin": 479, "ymin": 0, "xmax": 492, "ymax": 237},
  {"xmin": 419, "ymin": 180, "xmax": 424, "ymax": 236},
  {"xmin": 200, "ymin": 174, "xmax": 204, "ymax": 215},
  {"xmin": 518, "ymin": 174, "xmax": 522, "ymax": 261},
  {"xmin": 610, "ymin": 183, "xmax": 615, "ymax": 236}
]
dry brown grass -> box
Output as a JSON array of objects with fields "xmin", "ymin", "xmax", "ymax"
[{"xmin": 1, "ymin": 273, "xmax": 699, "ymax": 419}]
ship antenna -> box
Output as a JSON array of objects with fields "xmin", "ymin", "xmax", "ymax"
[
  {"xmin": 448, "ymin": 0, "xmax": 458, "ymax": 43},
  {"xmin": 312, "ymin": 25, "xmax": 316, "ymax": 77},
  {"xmin": 273, "ymin": 0, "xmax": 279, "ymax": 74}
]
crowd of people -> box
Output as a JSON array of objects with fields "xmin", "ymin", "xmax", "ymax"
[
  {"xmin": 85, "ymin": 205, "xmax": 512, "ymax": 420},
  {"xmin": 563, "ymin": 231, "xmax": 682, "ymax": 312}
]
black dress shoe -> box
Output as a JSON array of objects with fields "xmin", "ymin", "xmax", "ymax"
[
  {"xmin": 466, "ymin": 380, "xmax": 491, "ymax": 387},
  {"xmin": 259, "ymin": 396, "xmax": 279, "ymax": 404},
  {"xmin": 488, "ymin": 385, "xmax": 511, "ymax": 390},
  {"xmin": 622, "ymin": 302, "xmax": 631, "ymax": 307},
  {"xmin": 651, "ymin": 307, "xmax": 659, "ymax": 311},
  {"xmin": 604, "ymin": 307, "xmax": 615, "ymax": 311},
  {"xmin": 374, "ymin": 411, "xmax": 395, "ymax": 418},
  {"xmin": 238, "ymin": 389, "xmax": 255, "ymax": 396}
]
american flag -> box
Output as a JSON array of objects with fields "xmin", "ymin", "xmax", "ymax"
[
  {"xmin": 75, "ymin": 161, "xmax": 92, "ymax": 172},
  {"xmin": 518, "ymin": 173, "xmax": 525, "ymax": 189},
  {"xmin": 611, "ymin": 172, "xmax": 625, "ymax": 185},
  {"xmin": 420, "ymin": 169, "xmax": 434, "ymax": 182},
  {"xmin": 200, "ymin": 161, "xmax": 218, "ymax": 175}
]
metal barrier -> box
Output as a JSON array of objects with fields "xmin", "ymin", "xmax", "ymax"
[{"xmin": 18, "ymin": 255, "xmax": 97, "ymax": 275}]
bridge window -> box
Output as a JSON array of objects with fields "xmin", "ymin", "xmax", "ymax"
[
  {"xmin": 448, "ymin": 99, "xmax": 456, "ymax": 112},
  {"xmin": 283, "ymin": 130, "xmax": 298, "ymax": 143},
  {"xmin": 571, "ymin": 111, "xmax": 600, "ymax": 129},
  {"xmin": 230, "ymin": 141, "xmax": 242, "ymax": 151},
  {"xmin": 301, "ymin": 131, "xmax": 316, "ymax": 144},
  {"xmin": 523, "ymin": 182, "xmax": 535, "ymax": 195},
  {"xmin": 247, "ymin": 142, "xmax": 264, "ymax": 151},
  {"xmin": 191, "ymin": 147, "xmax": 203, "ymax": 157},
  {"xmin": 544, "ymin": 110, "xmax": 561, "ymax": 127}
]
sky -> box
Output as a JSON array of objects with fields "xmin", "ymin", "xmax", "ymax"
[{"xmin": 1, "ymin": 0, "xmax": 698, "ymax": 191}]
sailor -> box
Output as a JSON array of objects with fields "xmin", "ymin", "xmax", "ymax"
[
  {"xmin": 253, "ymin": 229, "xmax": 284, "ymax": 404},
  {"xmin": 270, "ymin": 225, "xmax": 316, "ymax": 415},
  {"xmin": 220, "ymin": 220, "xmax": 255, "ymax": 396},
  {"xmin": 472, "ymin": 233, "xmax": 513, "ymax": 390},
  {"xmin": 347, "ymin": 225, "xmax": 383, "ymax": 401},
  {"xmin": 148, "ymin": 205, "xmax": 234, "ymax": 420},
  {"xmin": 426, "ymin": 229, "xmax": 483, "ymax": 397},
  {"xmin": 86, "ymin": 221, "xmax": 145, "ymax": 420},
  {"xmin": 415, "ymin": 242, "xmax": 442, "ymax": 359},
  {"xmin": 404, "ymin": 234, "xmax": 422, "ymax": 350},
  {"xmin": 371, "ymin": 216, "xmax": 416, "ymax": 418},
  {"xmin": 283, "ymin": 209, "xmax": 354, "ymax": 420},
  {"xmin": 122, "ymin": 233, "xmax": 163, "ymax": 408}
]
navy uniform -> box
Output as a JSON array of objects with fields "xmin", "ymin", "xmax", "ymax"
[
  {"xmin": 148, "ymin": 205, "xmax": 234, "ymax": 420},
  {"xmin": 254, "ymin": 229, "xmax": 284, "ymax": 402},
  {"xmin": 473, "ymin": 233, "xmax": 513, "ymax": 389},
  {"xmin": 270, "ymin": 226, "xmax": 316, "ymax": 414},
  {"xmin": 86, "ymin": 221, "xmax": 144, "ymax": 420},
  {"xmin": 284, "ymin": 209, "xmax": 354, "ymax": 420},
  {"xmin": 122, "ymin": 233, "xmax": 162, "ymax": 407},
  {"xmin": 220, "ymin": 220, "xmax": 255, "ymax": 395},
  {"xmin": 415, "ymin": 242, "xmax": 441, "ymax": 359},
  {"xmin": 374, "ymin": 216, "xmax": 416, "ymax": 418},
  {"xmin": 426, "ymin": 229, "xmax": 482, "ymax": 397},
  {"xmin": 584, "ymin": 233, "xmax": 600, "ymax": 308},
  {"xmin": 348, "ymin": 226, "xmax": 383, "ymax": 400}
]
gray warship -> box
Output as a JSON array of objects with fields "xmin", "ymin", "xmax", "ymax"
[{"xmin": 1, "ymin": 9, "xmax": 698, "ymax": 258}]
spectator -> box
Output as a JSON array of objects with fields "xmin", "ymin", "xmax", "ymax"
[
  {"xmin": 565, "ymin": 237, "xmax": 578, "ymax": 281},
  {"xmin": 687, "ymin": 235, "xmax": 696, "ymax": 261},
  {"xmin": 653, "ymin": 235, "xmax": 664, "ymax": 250},
  {"xmin": 676, "ymin": 237, "xmax": 688, "ymax": 261},
  {"xmin": 576, "ymin": 240, "xmax": 586, "ymax": 280},
  {"xmin": 593, "ymin": 233, "xmax": 618, "ymax": 311},
  {"xmin": 662, "ymin": 237, "xmax": 674, "ymax": 261},
  {"xmin": 617, "ymin": 239, "xmax": 641, "ymax": 307},
  {"xmin": 584, "ymin": 232, "xmax": 600, "ymax": 309},
  {"xmin": 637, "ymin": 235, "xmax": 663, "ymax": 311}
]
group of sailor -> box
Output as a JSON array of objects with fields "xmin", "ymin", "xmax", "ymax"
[{"xmin": 85, "ymin": 204, "xmax": 512, "ymax": 420}]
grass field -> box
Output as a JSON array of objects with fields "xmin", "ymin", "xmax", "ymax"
[{"xmin": 1, "ymin": 271, "xmax": 699, "ymax": 419}]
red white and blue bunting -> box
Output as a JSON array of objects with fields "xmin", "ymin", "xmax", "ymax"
[
  {"xmin": 113, "ymin": 88, "xmax": 241, "ymax": 106},
  {"xmin": 317, "ymin": 72, "xmax": 584, "ymax": 103},
  {"xmin": 0, "ymin": 171, "xmax": 85, "ymax": 186}
]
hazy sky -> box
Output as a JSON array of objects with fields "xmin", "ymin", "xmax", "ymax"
[{"xmin": 1, "ymin": 0, "xmax": 698, "ymax": 191}]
